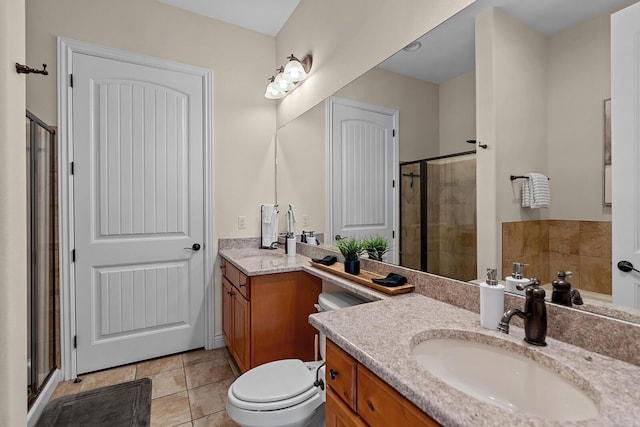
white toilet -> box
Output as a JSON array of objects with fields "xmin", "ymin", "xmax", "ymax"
[{"xmin": 226, "ymin": 291, "xmax": 367, "ymax": 427}]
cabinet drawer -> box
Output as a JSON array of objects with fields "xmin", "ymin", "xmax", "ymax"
[
  {"xmin": 326, "ymin": 388, "xmax": 367, "ymax": 427},
  {"xmin": 221, "ymin": 257, "xmax": 250, "ymax": 298},
  {"xmin": 357, "ymin": 365, "xmax": 440, "ymax": 427},
  {"xmin": 326, "ymin": 340, "xmax": 357, "ymax": 411}
]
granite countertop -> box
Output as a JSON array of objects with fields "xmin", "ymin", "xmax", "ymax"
[
  {"xmin": 218, "ymin": 247, "xmax": 389, "ymax": 301},
  {"xmin": 309, "ymin": 294, "xmax": 640, "ymax": 427}
]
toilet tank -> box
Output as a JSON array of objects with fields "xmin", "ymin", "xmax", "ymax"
[{"xmin": 316, "ymin": 292, "xmax": 368, "ymax": 360}]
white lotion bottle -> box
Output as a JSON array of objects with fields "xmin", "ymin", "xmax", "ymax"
[
  {"xmin": 480, "ymin": 268, "xmax": 505, "ymax": 330},
  {"xmin": 506, "ymin": 262, "xmax": 528, "ymax": 296},
  {"xmin": 287, "ymin": 234, "xmax": 297, "ymax": 257}
]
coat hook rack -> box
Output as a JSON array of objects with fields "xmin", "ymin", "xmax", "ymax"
[
  {"xmin": 466, "ymin": 139, "xmax": 488, "ymax": 149},
  {"xmin": 15, "ymin": 63, "xmax": 48, "ymax": 75}
]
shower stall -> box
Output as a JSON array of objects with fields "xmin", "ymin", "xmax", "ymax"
[
  {"xmin": 400, "ymin": 151, "xmax": 477, "ymax": 281},
  {"xmin": 26, "ymin": 110, "xmax": 58, "ymax": 407}
]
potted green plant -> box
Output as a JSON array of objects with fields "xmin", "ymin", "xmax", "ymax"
[
  {"xmin": 336, "ymin": 237, "xmax": 364, "ymax": 275},
  {"xmin": 362, "ymin": 235, "xmax": 390, "ymax": 262}
]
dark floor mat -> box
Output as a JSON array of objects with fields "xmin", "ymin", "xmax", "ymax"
[{"xmin": 36, "ymin": 378, "xmax": 152, "ymax": 427}]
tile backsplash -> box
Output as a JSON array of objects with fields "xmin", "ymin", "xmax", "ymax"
[{"xmin": 502, "ymin": 220, "xmax": 611, "ymax": 295}]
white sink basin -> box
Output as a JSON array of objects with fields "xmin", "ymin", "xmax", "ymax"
[{"xmin": 412, "ymin": 337, "xmax": 599, "ymax": 421}]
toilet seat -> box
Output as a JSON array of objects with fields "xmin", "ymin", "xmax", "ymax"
[{"xmin": 229, "ymin": 359, "xmax": 318, "ymax": 411}]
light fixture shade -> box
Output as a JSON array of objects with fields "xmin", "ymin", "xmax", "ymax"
[
  {"xmin": 282, "ymin": 54, "xmax": 312, "ymax": 83},
  {"xmin": 274, "ymin": 73, "xmax": 295, "ymax": 92},
  {"xmin": 265, "ymin": 81, "xmax": 286, "ymax": 99}
]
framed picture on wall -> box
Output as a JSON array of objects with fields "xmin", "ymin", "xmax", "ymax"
[{"xmin": 604, "ymin": 98, "xmax": 612, "ymax": 206}]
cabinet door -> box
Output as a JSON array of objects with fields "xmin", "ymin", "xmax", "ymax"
[
  {"xmin": 326, "ymin": 340, "xmax": 358, "ymax": 411},
  {"xmin": 221, "ymin": 277, "xmax": 233, "ymax": 347},
  {"xmin": 326, "ymin": 388, "xmax": 367, "ymax": 427},
  {"xmin": 233, "ymin": 292, "xmax": 250, "ymax": 373}
]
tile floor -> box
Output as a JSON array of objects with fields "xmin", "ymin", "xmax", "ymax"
[{"xmin": 50, "ymin": 347, "xmax": 241, "ymax": 426}]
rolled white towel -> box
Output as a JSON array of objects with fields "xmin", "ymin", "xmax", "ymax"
[
  {"xmin": 522, "ymin": 179, "xmax": 531, "ymax": 207},
  {"xmin": 528, "ymin": 173, "xmax": 550, "ymax": 208}
]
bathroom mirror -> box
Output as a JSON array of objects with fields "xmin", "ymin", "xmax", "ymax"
[{"xmin": 276, "ymin": 0, "xmax": 640, "ymax": 323}]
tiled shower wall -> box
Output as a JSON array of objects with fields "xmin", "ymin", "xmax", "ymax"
[
  {"xmin": 502, "ymin": 220, "xmax": 611, "ymax": 294},
  {"xmin": 426, "ymin": 157, "xmax": 476, "ymax": 281}
]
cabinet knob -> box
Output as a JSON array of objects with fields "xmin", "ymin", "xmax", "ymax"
[{"xmin": 329, "ymin": 369, "xmax": 339, "ymax": 380}]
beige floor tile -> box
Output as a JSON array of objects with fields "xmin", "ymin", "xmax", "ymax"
[
  {"xmin": 78, "ymin": 365, "xmax": 136, "ymax": 392},
  {"xmin": 150, "ymin": 391, "xmax": 192, "ymax": 427},
  {"xmin": 188, "ymin": 378, "xmax": 234, "ymax": 419},
  {"xmin": 185, "ymin": 358, "xmax": 235, "ymax": 390},
  {"xmin": 148, "ymin": 367, "xmax": 187, "ymax": 399},
  {"xmin": 50, "ymin": 379, "xmax": 82, "ymax": 400},
  {"xmin": 183, "ymin": 348, "xmax": 227, "ymax": 367},
  {"xmin": 137, "ymin": 354, "xmax": 184, "ymax": 378},
  {"xmin": 174, "ymin": 422, "xmax": 194, "ymax": 427},
  {"xmin": 192, "ymin": 410, "xmax": 239, "ymax": 427}
]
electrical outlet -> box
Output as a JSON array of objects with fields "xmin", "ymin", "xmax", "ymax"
[
  {"xmin": 238, "ymin": 216, "xmax": 246, "ymax": 229},
  {"xmin": 302, "ymin": 215, "xmax": 310, "ymax": 227}
]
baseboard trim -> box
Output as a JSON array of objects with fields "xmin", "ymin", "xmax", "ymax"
[
  {"xmin": 27, "ymin": 369, "xmax": 62, "ymax": 427},
  {"xmin": 213, "ymin": 333, "xmax": 226, "ymax": 349}
]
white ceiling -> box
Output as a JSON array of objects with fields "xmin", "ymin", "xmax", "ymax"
[
  {"xmin": 378, "ymin": 0, "xmax": 636, "ymax": 84},
  {"xmin": 157, "ymin": 0, "xmax": 635, "ymax": 83},
  {"xmin": 156, "ymin": 0, "xmax": 301, "ymax": 37}
]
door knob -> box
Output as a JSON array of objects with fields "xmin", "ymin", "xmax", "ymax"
[
  {"xmin": 617, "ymin": 260, "xmax": 640, "ymax": 273},
  {"xmin": 184, "ymin": 243, "xmax": 201, "ymax": 251}
]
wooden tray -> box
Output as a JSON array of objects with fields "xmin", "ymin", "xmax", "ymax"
[{"xmin": 308, "ymin": 261, "xmax": 414, "ymax": 296}]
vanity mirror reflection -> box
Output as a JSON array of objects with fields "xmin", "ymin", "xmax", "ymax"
[{"xmin": 275, "ymin": 0, "xmax": 640, "ymax": 323}]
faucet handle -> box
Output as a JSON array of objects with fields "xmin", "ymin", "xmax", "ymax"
[{"xmin": 516, "ymin": 277, "xmax": 540, "ymax": 291}]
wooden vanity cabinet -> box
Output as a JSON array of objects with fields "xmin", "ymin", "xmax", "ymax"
[
  {"xmin": 220, "ymin": 257, "xmax": 322, "ymax": 373},
  {"xmin": 325, "ymin": 340, "xmax": 440, "ymax": 427},
  {"xmin": 222, "ymin": 275, "xmax": 250, "ymax": 372}
]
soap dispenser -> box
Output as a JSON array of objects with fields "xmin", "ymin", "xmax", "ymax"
[
  {"xmin": 551, "ymin": 271, "xmax": 574, "ymax": 307},
  {"xmin": 480, "ymin": 268, "xmax": 505, "ymax": 330},
  {"xmin": 505, "ymin": 262, "xmax": 529, "ymax": 296}
]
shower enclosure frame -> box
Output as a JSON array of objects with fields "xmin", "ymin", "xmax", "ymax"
[
  {"xmin": 400, "ymin": 150, "xmax": 476, "ymax": 272},
  {"xmin": 26, "ymin": 110, "xmax": 58, "ymax": 408}
]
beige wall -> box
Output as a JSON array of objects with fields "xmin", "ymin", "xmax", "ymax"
[
  {"xmin": 276, "ymin": 102, "xmax": 326, "ymax": 234},
  {"xmin": 275, "ymin": 0, "xmax": 476, "ymax": 127},
  {"xmin": 0, "ymin": 0, "xmax": 28, "ymax": 425},
  {"xmin": 439, "ymin": 71, "xmax": 476, "ymax": 156},
  {"xmin": 476, "ymin": 8, "xmax": 549, "ymax": 278},
  {"xmin": 547, "ymin": 12, "xmax": 613, "ymax": 221}
]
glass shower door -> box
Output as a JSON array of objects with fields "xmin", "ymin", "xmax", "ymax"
[{"xmin": 27, "ymin": 111, "xmax": 57, "ymax": 406}]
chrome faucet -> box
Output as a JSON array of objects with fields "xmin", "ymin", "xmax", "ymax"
[{"xmin": 497, "ymin": 278, "xmax": 547, "ymax": 346}]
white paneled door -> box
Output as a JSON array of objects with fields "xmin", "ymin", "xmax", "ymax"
[
  {"xmin": 73, "ymin": 52, "xmax": 206, "ymax": 373},
  {"xmin": 330, "ymin": 98, "xmax": 398, "ymax": 263},
  {"xmin": 612, "ymin": 1, "xmax": 640, "ymax": 310}
]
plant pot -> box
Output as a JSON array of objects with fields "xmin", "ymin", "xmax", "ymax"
[{"xmin": 344, "ymin": 260, "xmax": 360, "ymax": 275}]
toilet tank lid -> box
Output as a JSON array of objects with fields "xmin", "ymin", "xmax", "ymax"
[{"xmin": 318, "ymin": 292, "xmax": 368, "ymax": 311}]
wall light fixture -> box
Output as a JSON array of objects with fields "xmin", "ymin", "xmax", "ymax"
[{"xmin": 265, "ymin": 54, "xmax": 312, "ymax": 99}]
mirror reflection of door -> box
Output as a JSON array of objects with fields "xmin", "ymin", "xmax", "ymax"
[
  {"xmin": 329, "ymin": 97, "xmax": 398, "ymax": 264},
  {"xmin": 612, "ymin": 1, "xmax": 640, "ymax": 310}
]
